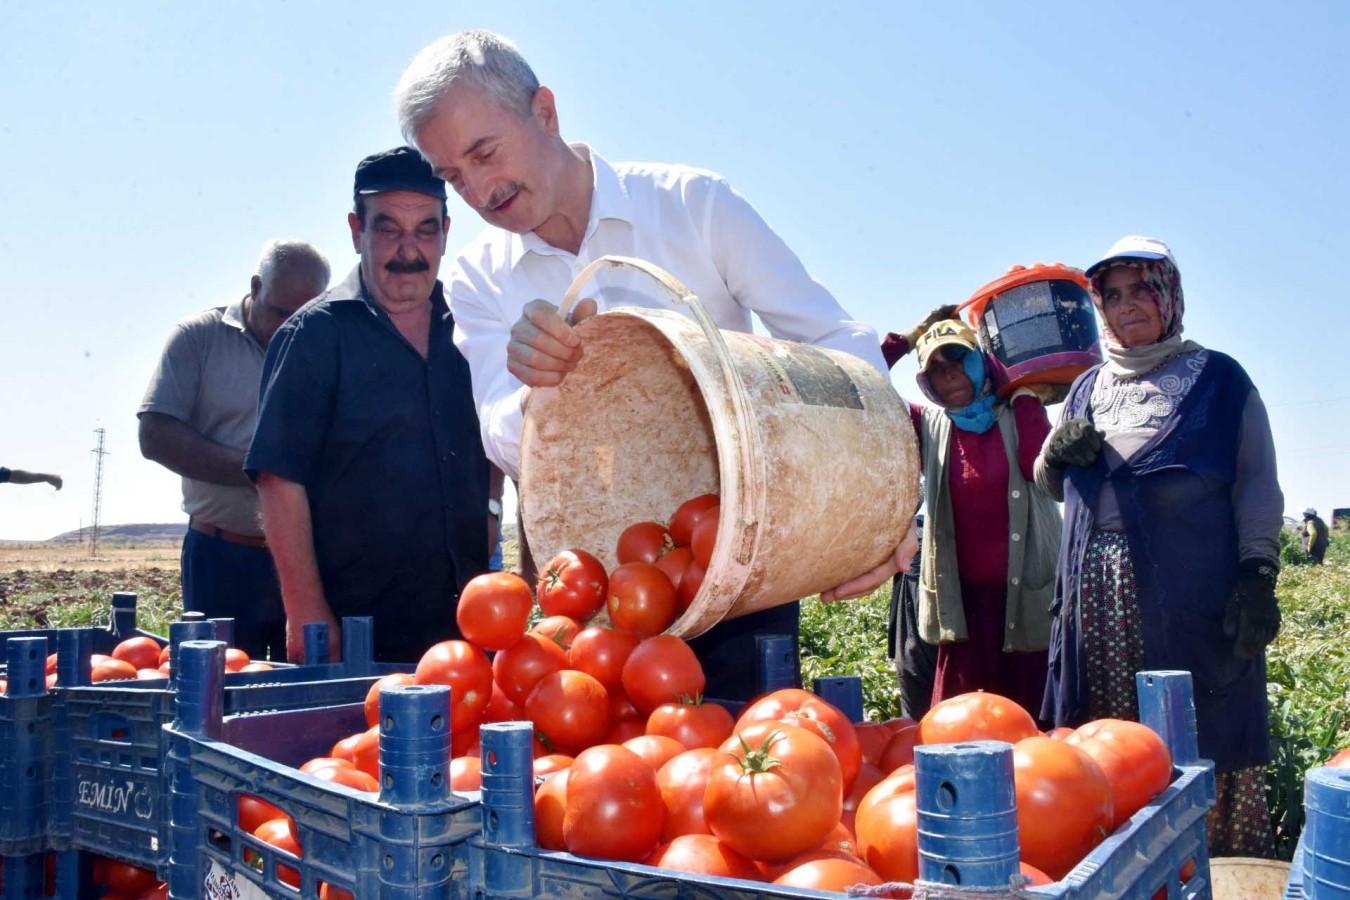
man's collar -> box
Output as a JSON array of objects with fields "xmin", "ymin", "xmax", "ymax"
[
  {"xmin": 221, "ymin": 294, "xmax": 253, "ymax": 342},
  {"xmin": 506, "ymin": 144, "xmax": 631, "ymax": 269}
]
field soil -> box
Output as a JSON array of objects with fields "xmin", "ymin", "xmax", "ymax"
[{"xmin": 0, "ymin": 542, "xmax": 181, "ymax": 572}]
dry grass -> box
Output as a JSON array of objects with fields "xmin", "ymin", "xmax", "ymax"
[{"xmin": 0, "ymin": 542, "xmax": 181, "ymax": 572}]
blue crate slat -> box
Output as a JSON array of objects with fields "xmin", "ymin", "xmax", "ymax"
[
  {"xmin": 914, "ymin": 740, "xmax": 1019, "ymax": 887},
  {"xmin": 165, "ymin": 641, "xmax": 481, "ymax": 900},
  {"xmin": 0, "ymin": 638, "xmax": 53, "ymax": 858},
  {"xmin": 754, "ymin": 634, "xmax": 795, "ymax": 694},
  {"xmin": 1302, "ymin": 766, "xmax": 1350, "ymax": 900},
  {"xmin": 1287, "ymin": 832, "xmax": 1307, "ymax": 900},
  {"xmin": 1, "ymin": 851, "xmax": 49, "ymax": 898},
  {"xmin": 811, "ymin": 675, "xmax": 863, "ymax": 724}
]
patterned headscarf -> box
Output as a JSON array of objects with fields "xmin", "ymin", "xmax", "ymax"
[{"xmin": 1088, "ymin": 257, "xmax": 1185, "ymax": 351}]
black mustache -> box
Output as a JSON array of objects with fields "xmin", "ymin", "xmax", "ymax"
[{"xmin": 385, "ymin": 259, "xmax": 430, "ymax": 274}]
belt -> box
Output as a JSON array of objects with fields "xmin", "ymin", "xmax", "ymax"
[{"xmin": 189, "ymin": 518, "xmax": 268, "ymax": 549}]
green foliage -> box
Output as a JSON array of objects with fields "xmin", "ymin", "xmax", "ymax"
[
  {"xmin": 798, "ymin": 583, "xmax": 903, "ymax": 722},
  {"xmin": 0, "ymin": 569, "xmax": 181, "ymax": 636}
]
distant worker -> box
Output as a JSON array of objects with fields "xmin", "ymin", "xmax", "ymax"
[
  {"xmin": 0, "ymin": 468, "xmax": 63, "ymax": 490},
  {"xmin": 1303, "ymin": 508, "xmax": 1329, "ymax": 565},
  {"xmin": 139, "ymin": 240, "xmax": 331, "ymax": 660},
  {"xmin": 247, "ymin": 147, "xmax": 502, "ymax": 664},
  {"xmin": 394, "ymin": 29, "xmax": 889, "ymax": 699}
]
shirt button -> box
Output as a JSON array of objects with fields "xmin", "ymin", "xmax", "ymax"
[
  {"xmin": 1011, "ymin": 489, "xmax": 1021, "ymax": 499},
  {"xmin": 1011, "ymin": 533, "xmax": 1021, "ymax": 542},
  {"xmin": 441, "ymin": 455, "xmax": 449, "ymax": 463},
  {"xmin": 1012, "ymin": 576, "xmax": 1020, "ymax": 585}
]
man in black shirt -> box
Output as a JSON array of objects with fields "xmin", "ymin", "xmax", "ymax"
[{"xmin": 247, "ymin": 147, "xmax": 501, "ymax": 662}]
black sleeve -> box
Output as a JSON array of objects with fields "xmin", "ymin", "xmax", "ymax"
[{"xmin": 245, "ymin": 311, "xmax": 337, "ymax": 485}]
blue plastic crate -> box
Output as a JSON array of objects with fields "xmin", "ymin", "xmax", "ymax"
[
  {"xmin": 1286, "ymin": 831, "xmax": 1306, "ymax": 900},
  {"xmin": 48, "ymin": 617, "xmax": 405, "ymax": 878},
  {"xmin": 0, "ymin": 637, "xmax": 55, "ymax": 858},
  {"xmin": 163, "ymin": 640, "xmax": 482, "ymax": 900},
  {"xmin": 1298, "ymin": 765, "xmax": 1350, "ymax": 900},
  {"xmin": 470, "ymin": 670, "xmax": 1216, "ymax": 900}
]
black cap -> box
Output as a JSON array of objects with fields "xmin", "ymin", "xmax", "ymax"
[{"xmin": 353, "ymin": 146, "xmax": 447, "ymax": 200}]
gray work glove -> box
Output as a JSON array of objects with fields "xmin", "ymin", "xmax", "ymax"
[
  {"xmin": 1224, "ymin": 558, "xmax": 1281, "ymax": 660},
  {"xmin": 902, "ymin": 304, "xmax": 960, "ymax": 346},
  {"xmin": 1042, "ymin": 418, "xmax": 1104, "ymax": 469}
]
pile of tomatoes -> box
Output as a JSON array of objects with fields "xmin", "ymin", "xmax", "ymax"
[
  {"xmin": 0, "ymin": 853, "xmax": 165, "ymax": 899},
  {"xmin": 2, "ymin": 634, "xmax": 275, "ymax": 694}
]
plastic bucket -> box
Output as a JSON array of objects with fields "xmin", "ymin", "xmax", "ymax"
[
  {"xmin": 1210, "ymin": 858, "xmax": 1292, "ymax": 900},
  {"xmin": 520, "ymin": 256, "xmax": 919, "ymax": 639},
  {"xmin": 958, "ymin": 263, "xmax": 1102, "ymax": 402},
  {"xmin": 1303, "ymin": 766, "xmax": 1350, "ymax": 899}
]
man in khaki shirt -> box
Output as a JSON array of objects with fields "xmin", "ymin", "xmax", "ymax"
[{"xmin": 138, "ymin": 240, "xmax": 329, "ymax": 659}]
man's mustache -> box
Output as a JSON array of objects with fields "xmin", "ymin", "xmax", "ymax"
[{"xmin": 385, "ymin": 259, "xmax": 430, "ymax": 274}]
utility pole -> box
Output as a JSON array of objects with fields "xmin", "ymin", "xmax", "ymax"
[{"xmin": 90, "ymin": 428, "xmax": 109, "ymax": 558}]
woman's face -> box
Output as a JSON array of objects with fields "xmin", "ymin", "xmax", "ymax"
[
  {"xmin": 926, "ymin": 353, "xmax": 975, "ymax": 407},
  {"xmin": 1100, "ymin": 266, "xmax": 1165, "ymax": 347}
]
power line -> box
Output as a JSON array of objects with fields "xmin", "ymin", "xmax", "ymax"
[{"xmin": 90, "ymin": 428, "xmax": 109, "ymax": 558}]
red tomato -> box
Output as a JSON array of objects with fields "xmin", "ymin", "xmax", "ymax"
[
  {"xmin": 329, "ymin": 733, "xmax": 362, "ymax": 764},
  {"xmin": 136, "ymin": 668, "xmax": 166, "ymax": 680},
  {"xmin": 90, "ymin": 657, "xmax": 138, "ymax": 682},
  {"xmin": 364, "ymin": 672, "xmax": 416, "ymax": 728},
  {"xmin": 918, "ymin": 692, "xmax": 1039, "ymax": 746},
  {"xmin": 841, "ymin": 761, "xmax": 886, "ymax": 836},
  {"xmin": 622, "ymin": 734, "xmax": 687, "ymax": 771},
  {"xmin": 656, "ymin": 747, "xmax": 717, "ymax": 840},
  {"xmin": 157, "ymin": 644, "xmax": 171, "ymax": 667},
  {"xmin": 1021, "ymin": 861, "xmax": 1055, "ymax": 886},
  {"xmin": 668, "ymin": 494, "xmax": 721, "ymax": 547},
  {"xmin": 689, "ymin": 508, "xmax": 720, "ymax": 568},
  {"xmin": 534, "ymin": 770, "xmax": 569, "ymax": 850},
  {"xmin": 1066, "ymin": 718, "xmax": 1172, "ymax": 828},
  {"xmin": 605, "ymin": 715, "xmax": 648, "ymax": 744},
  {"xmin": 568, "ymin": 626, "xmax": 640, "ymax": 693},
  {"xmin": 111, "ymin": 636, "xmax": 162, "ymax": 672},
  {"xmin": 414, "ymin": 639, "xmax": 494, "ymax": 732},
  {"xmin": 646, "ymin": 698, "xmax": 735, "ymax": 750},
  {"xmin": 883, "ymin": 716, "xmax": 918, "ymax": 732},
  {"xmin": 643, "ymin": 833, "xmax": 760, "ymax": 879},
  {"xmin": 253, "ymin": 817, "xmax": 302, "ymax": 887},
  {"xmin": 46, "ymin": 652, "xmax": 58, "ymax": 675},
  {"xmin": 525, "ymin": 670, "xmax": 611, "ymax": 753},
  {"xmin": 563, "ymin": 745, "xmax": 664, "ymax": 861},
  {"xmin": 772, "ymin": 855, "xmax": 884, "ymax": 891},
  {"xmin": 878, "ymin": 725, "xmax": 919, "ymax": 772},
  {"xmin": 1046, "ymin": 726, "xmax": 1076, "ymax": 740},
  {"xmin": 537, "ymin": 549, "xmax": 609, "ymax": 621},
  {"xmin": 737, "ymin": 687, "xmax": 863, "ymax": 792},
  {"xmin": 450, "ymin": 755, "xmax": 482, "ymax": 791},
  {"xmin": 617, "ymin": 521, "xmax": 675, "ymax": 565},
  {"xmin": 309, "ymin": 765, "xmax": 378, "ymax": 792},
  {"xmin": 238, "ymin": 794, "xmax": 286, "ymax": 835},
  {"xmin": 142, "ymin": 883, "xmax": 170, "ymax": 900},
  {"xmin": 481, "ymin": 681, "xmax": 525, "ymax": 724},
  {"xmin": 493, "ymin": 632, "xmax": 568, "ymax": 707},
  {"xmin": 533, "ymin": 754, "xmax": 574, "ymax": 777},
  {"xmin": 1012, "ymin": 736, "xmax": 1114, "ymax": 879},
  {"xmin": 319, "ymin": 884, "xmax": 354, "ymax": 900},
  {"xmin": 224, "ymin": 648, "xmax": 251, "ymax": 672},
  {"xmin": 457, "ymin": 571, "xmax": 534, "ymax": 651},
  {"xmin": 100, "ymin": 860, "xmax": 159, "ymax": 894},
  {"xmin": 855, "ymin": 722, "xmax": 893, "ymax": 767},
  {"xmin": 703, "ymin": 721, "xmax": 843, "ymax": 863},
  {"xmin": 853, "ymin": 765, "xmax": 918, "ymax": 882},
  {"xmin": 676, "ymin": 559, "xmax": 705, "ymax": 613},
  {"xmin": 1329, "ymin": 747, "xmax": 1350, "ymax": 768},
  {"xmin": 621, "ymin": 635, "xmax": 706, "ymax": 714},
  {"xmin": 239, "ymin": 662, "xmax": 274, "ymax": 672},
  {"xmin": 351, "ymin": 725, "xmax": 381, "ymax": 780},
  {"xmin": 530, "ymin": 615, "xmax": 582, "ymax": 650},
  {"xmin": 607, "ymin": 562, "xmax": 678, "ymax": 637},
  {"xmin": 654, "ymin": 547, "xmax": 694, "ymax": 594},
  {"xmin": 298, "ymin": 757, "xmax": 355, "ymax": 775}
]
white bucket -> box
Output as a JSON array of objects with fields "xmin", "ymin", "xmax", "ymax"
[{"xmin": 520, "ymin": 256, "xmax": 920, "ymax": 638}]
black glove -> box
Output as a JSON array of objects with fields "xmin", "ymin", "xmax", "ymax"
[
  {"xmin": 1042, "ymin": 418, "xmax": 1104, "ymax": 469},
  {"xmin": 1223, "ymin": 558, "xmax": 1281, "ymax": 660}
]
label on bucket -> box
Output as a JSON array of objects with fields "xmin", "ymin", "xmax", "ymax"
[
  {"xmin": 204, "ymin": 861, "xmax": 269, "ymax": 899},
  {"xmin": 742, "ymin": 338, "xmax": 864, "ymax": 410}
]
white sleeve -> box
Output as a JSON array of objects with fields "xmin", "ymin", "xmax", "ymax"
[
  {"xmin": 448, "ymin": 258, "xmax": 527, "ymax": 481},
  {"xmin": 701, "ymin": 177, "xmax": 887, "ymax": 375}
]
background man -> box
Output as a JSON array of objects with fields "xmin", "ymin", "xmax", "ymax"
[
  {"xmin": 394, "ymin": 30, "xmax": 891, "ymax": 698},
  {"xmin": 1303, "ymin": 507, "xmax": 1330, "ymax": 565},
  {"xmin": 0, "ymin": 467, "xmax": 62, "ymax": 489},
  {"xmin": 246, "ymin": 147, "xmax": 500, "ymax": 663},
  {"xmin": 139, "ymin": 239, "xmax": 329, "ymax": 659}
]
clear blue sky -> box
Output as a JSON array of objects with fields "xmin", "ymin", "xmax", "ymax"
[{"xmin": 2, "ymin": 1, "xmax": 1346, "ymax": 540}]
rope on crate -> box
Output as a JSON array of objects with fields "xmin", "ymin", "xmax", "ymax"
[{"xmin": 847, "ymin": 873, "xmax": 1038, "ymax": 899}]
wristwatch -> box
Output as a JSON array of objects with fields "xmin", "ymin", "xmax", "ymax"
[{"xmin": 488, "ymin": 499, "xmax": 503, "ymax": 519}]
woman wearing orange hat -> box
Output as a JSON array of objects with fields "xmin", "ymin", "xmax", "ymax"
[
  {"xmin": 880, "ymin": 308, "xmax": 1061, "ymax": 716},
  {"xmin": 1037, "ymin": 236, "xmax": 1283, "ymax": 856}
]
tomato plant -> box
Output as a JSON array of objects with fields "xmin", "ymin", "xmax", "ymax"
[
  {"xmin": 607, "ymin": 562, "xmax": 678, "ymax": 637},
  {"xmin": 918, "ymin": 691, "xmax": 1039, "ymax": 745},
  {"xmin": 563, "ymin": 745, "xmax": 664, "ymax": 861},
  {"xmin": 524, "ymin": 669, "xmax": 611, "ymax": 753},
  {"xmin": 1066, "ymin": 718, "xmax": 1171, "ymax": 828},
  {"xmin": 617, "ymin": 521, "xmax": 675, "ymax": 565},
  {"xmin": 668, "ymin": 494, "xmax": 721, "ymax": 547},
  {"xmin": 456, "ymin": 571, "xmax": 534, "ymax": 651},
  {"xmin": 537, "ymin": 549, "xmax": 609, "ymax": 621},
  {"xmin": 1012, "ymin": 735, "xmax": 1114, "ymax": 879},
  {"xmin": 703, "ymin": 721, "xmax": 843, "ymax": 863},
  {"xmin": 414, "ymin": 639, "xmax": 494, "ymax": 732},
  {"xmin": 621, "ymin": 635, "xmax": 706, "ymax": 713}
]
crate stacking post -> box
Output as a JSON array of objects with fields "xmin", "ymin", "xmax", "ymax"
[{"xmin": 1301, "ymin": 766, "xmax": 1350, "ymax": 899}]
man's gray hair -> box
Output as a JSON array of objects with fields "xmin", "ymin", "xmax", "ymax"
[
  {"xmin": 395, "ymin": 29, "xmax": 540, "ymax": 144},
  {"xmin": 255, "ymin": 239, "xmax": 330, "ymax": 287}
]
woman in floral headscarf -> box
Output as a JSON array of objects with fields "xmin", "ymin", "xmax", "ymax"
[{"xmin": 1036, "ymin": 236, "xmax": 1284, "ymax": 856}]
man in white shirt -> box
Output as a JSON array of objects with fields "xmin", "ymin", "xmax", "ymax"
[{"xmin": 394, "ymin": 29, "xmax": 894, "ymax": 698}]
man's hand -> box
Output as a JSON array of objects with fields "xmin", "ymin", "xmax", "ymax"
[
  {"xmin": 820, "ymin": 523, "xmax": 921, "ymax": 604},
  {"xmin": 1042, "ymin": 418, "xmax": 1104, "ymax": 469},
  {"xmin": 45, "ymin": 474, "xmax": 63, "ymax": 490},
  {"xmin": 1224, "ymin": 559, "xmax": 1281, "ymax": 660},
  {"xmin": 285, "ymin": 606, "xmax": 342, "ymax": 664},
  {"xmin": 506, "ymin": 298, "xmax": 599, "ymax": 388}
]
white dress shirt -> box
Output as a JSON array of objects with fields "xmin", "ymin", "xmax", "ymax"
[{"xmin": 448, "ymin": 146, "xmax": 887, "ymax": 478}]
